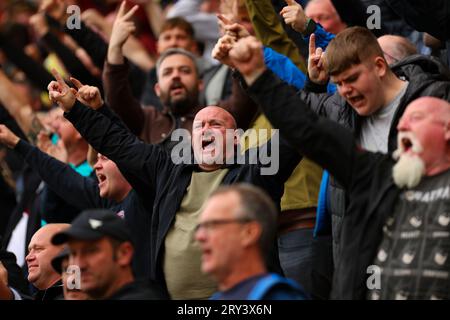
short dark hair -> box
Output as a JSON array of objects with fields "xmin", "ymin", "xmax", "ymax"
[
  {"xmin": 160, "ymin": 17, "xmax": 195, "ymax": 39},
  {"xmin": 326, "ymin": 26, "xmax": 385, "ymax": 76},
  {"xmin": 210, "ymin": 184, "xmax": 277, "ymax": 254},
  {"xmin": 156, "ymin": 48, "xmax": 199, "ymax": 78}
]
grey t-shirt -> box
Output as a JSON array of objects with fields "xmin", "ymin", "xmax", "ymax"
[
  {"xmin": 359, "ymin": 81, "xmax": 409, "ymax": 153},
  {"xmin": 368, "ymin": 169, "xmax": 450, "ymax": 300}
]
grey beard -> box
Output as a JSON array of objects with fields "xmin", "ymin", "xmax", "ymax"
[{"xmin": 392, "ymin": 153, "xmax": 425, "ymax": 189}]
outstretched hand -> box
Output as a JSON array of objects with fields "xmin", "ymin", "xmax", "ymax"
[
  {"xmin": 280, "ymin": 0, "xmax": 308, "ymax": 34},
  {"xmin": 0, "ymin": 124, "xmax": 20, "ymax": 149},
  {"xmin": 213, "ymin": 14, "xmax": 252, "ymax": 68},
  {"xmin": 37, "ymin": 131, "xmax": 68, "ymax": 163},
  {"xmin": 217, "ymin": 14, "xmax": 250, "ymax": 40},
  {"xmin": 109, "ymin": 1, "xmax": 139, "ymax": 50},
  {"xmin": 212, "ymin": 34, "xmax": 237, "ymax": 68},
  {"xmin": 308, "ymin": 34, "xmax": 329, "ymax": 84},
  {"xmin": 47, "ymin": 69, "xmax": 77, "ymax": 112},
  {"xmin": 229, "ymin": 36, "xmax": 266, "ymax": 85},
  {"xmin": 70, "ymin": 77, "xmax": 104, "ymax": 110}
]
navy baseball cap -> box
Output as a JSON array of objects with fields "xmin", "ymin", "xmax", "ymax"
[
  {"xmin": 51, "ymin": 247, "xmax": 70, "ymax": 274},
  {"xmin": 51, "ymin": 209, "xmax": 131, "ymax": 245}
]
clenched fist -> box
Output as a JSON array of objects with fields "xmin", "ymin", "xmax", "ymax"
[{"xmin": 229, "ymin": 36, "xmax": 266, "ymax": 85}]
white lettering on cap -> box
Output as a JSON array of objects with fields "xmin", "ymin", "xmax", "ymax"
[{"xmin": 89, "ymin": 219, "xmax": 103, "ymax": 229}]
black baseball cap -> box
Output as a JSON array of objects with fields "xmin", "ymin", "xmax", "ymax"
[
  {"xmin": 51, "ymin": 209, "xmax": 132, "ymax": 245},
  {"xmin": 51, "ymin": 247, "xmax": 70, "ymax": 274}
]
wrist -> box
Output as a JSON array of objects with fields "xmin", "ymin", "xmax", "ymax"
[
  {"xmin": 107, "ymin": 46, "xmax": 125, "ymax": 64},
  {"xmin": 93, "ymin": 99, "xmax": 104, "ymax": 110},
  {"xmin": 302, "ymin": 18, "xmax": 317, "ymax": 37},
  {"xmin": 243, "ymin": 66, "xmax": 267, "ymax": 86},
  {"xmin": 8, "ymin": 136, "xmax": 20, "ymax": 149}
]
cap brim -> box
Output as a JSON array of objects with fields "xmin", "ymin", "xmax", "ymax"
[
  {"xmin": 51, "ymin": 248, "xmax": 70, "ymax": 274},
  {"xmin": 51, "ymin": 227, "xmax": 103, "ymax": 245}
]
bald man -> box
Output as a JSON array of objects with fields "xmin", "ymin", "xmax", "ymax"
[
  {"xmin": 47, "ymin": 76, "xmax": 301, "ymax": 299},
  {"xmin": 305, "ymin": 0, "xmax": 347, "ymax": 35},
  {"xmin": 25, "ymin": 224, "xmax": 69, "ymax": 300},
  {"xmin": 234, "ymin": 43, "xmax": 450, "ymax": 298},
  {"xmin": 377, "ymin": 35, "xmax": 417, "ymax": 65}
]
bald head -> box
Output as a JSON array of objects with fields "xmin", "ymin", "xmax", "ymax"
[
  {"xmin": 378, "ymin": 35, "xmax": 417, "ymax": 65},
  {"xmin": 396, "ymin": 97, "xmax": 450, "ymax": 178},
  {"xmin": 194, "ymin": 106, "xmax": 237, "ymax": 130},
  {"xmin": 26, "ymin": 224, "xmax": 70, "ymax": 290},
  {"xmin": 192, "ymin": 106, "xmax": 238, "ymax": 171},
  {"xmin": 407, "ymin": 97, "xmax": 450, "ymax": 119},
  {"xmin": 305, "ymin": 0, "xmax": 347, "ymax": 34}
]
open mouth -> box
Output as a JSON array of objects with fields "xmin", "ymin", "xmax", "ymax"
[
  {"xmin": 202, "ymin": 136, "xmax": 215, "ymax": 150},
  {"xmin": 170, "ymin": 82, "xmax": 185, "ymax": 95},
  {"xmin": 348, "ymin": 95, "xmax": 364, "ymax": 105},
  {"xmin": 202, "ymin": 247, "xmax": 212, "ymax": 258},
  {"xmin": 402, "ymin": 137, "xmax": 413, "ymax": 152},
  {"xmin": 97, "ymin": 173, "xmax": 107, "ymax": 186}
]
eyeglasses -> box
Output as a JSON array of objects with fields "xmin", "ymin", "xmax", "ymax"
[{"xmin": 194, "ymin": 218, "xmax": 254, "ymax": 234}]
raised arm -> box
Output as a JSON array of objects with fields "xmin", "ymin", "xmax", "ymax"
[
  {"xmin": 104, "ymin": 2, "xmax": 146, "ymax": 137},
  {"xmin": 0, "ymin": 34, "xmax": 54, "ymax": 92},
  {"xmin": 244, "ymin": 0, "xmax": 307, "ymax": 72},
  {"xmin": 0, "ymin": 125, "xmax": 105, "ymax": 210},
  {"xmin": 0, "ymin": 70, "xmax": 45, "ymax": 144},
  {"xmin": 47, "ymin": 71, "xmax": 170, "ymax": 196},
  {"xmin": 229, "ymin": 36, "xmax": 357, "ymax": 187},
  {"xmin": 29, "ymin": 12, "xmax": 102, "ymax": 88}
]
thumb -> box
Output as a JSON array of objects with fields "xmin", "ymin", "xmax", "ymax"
[
  {"xmin": 70, "ymin": 77, "xmax": 83, "ymax": 89},
  {"xmin": 217, "ymin": 14, "xmax": 232, "ymax": 26}
]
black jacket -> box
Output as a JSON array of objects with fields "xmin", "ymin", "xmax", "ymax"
[
  {"xmin": 13, "ymin": 139, "xmax": 152, "ymax": 280},
  {"xmin": 107, "ymin": 280, "xmax": 169, "ymax": 300},
  {"xmin": 0, "ymin": 250, "xmax": 29, "ymax": 297},
  {"xmin": 34, "ymin": 280, "xmax": 64, "ymax": 300},
  {"xmin": 296, "ymin": 55, "xmax": 450, "ymax": 262},
  {"xmin": 65, "ymin": 101, "xmax": 301, "ymax": 290},
  {"xmin": 246, "ymin": 68, "xmax": 408, "ymax": 299}
]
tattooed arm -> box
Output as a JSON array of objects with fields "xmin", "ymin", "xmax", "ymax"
[{"xmin": 0, "ymin": 69, "xmax": 45, "ymax": 145}]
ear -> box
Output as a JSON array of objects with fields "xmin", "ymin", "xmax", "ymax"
[
  {"xmin": 445, "ymin": 121, "xmax": 450, "ymax": 142},
  {"xmin": 190, "ymin": 40, "xmax": 200, "ymax": 56},
  {"xmin": 116, "ymin": 242, "xmax": 134, "ymax": 267},
  {"xmin": 154, "ymin": 83, "xmax": 161, "ymax": 97},
  {"xmin": 241, "ymin": 222, "xmax": 262, "ymax": 248},
  {"xmin": 374, "ymin": 56, "xmax": 388, "ymax": 78}
]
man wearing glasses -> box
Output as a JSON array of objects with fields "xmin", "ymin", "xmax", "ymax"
[{"xmin": 195, "ymin": 184, "xmax": 308, "ymax": 300}]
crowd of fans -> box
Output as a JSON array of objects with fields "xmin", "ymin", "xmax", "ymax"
[{"xmin": 0, "ymin": 0, "xmax": 449, "ymax": 300}]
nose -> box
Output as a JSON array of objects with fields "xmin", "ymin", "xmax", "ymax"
[
  {"xmin": 70, "ymin": 254, "xmax": 86, "ymax": 270},
  {"xmin": 170, "ymin": 69, "xmax": 182, "ymax": 80},
  {"xmin": 397, "ymin": 116, "xmax": 409, "ymax": 132},
  {"xmin": 339, "ymin": 83, "xmax": 352, "ymax": 97},
  {"xmin": 202, "ymin": 122, "xmax": 214, "ymax": 134},
  {"xmin": 25, "ymin": 251, "xmax": 35, "ymax": 264},
  {"xmin": 195, "ymin": 225, "xmax": 207, "ymax": 243},
  {"xmin": 168, "ymin": 37, "xmax": 179, "ymax": 49},
  {"xmin": 93, "ymin": 160, "xmax": 102, "ymax": 170}
]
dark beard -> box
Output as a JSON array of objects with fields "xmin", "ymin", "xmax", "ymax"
[{"xmin": 166, "ymin": 89, "xmax": 199, "ymax": 115}]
